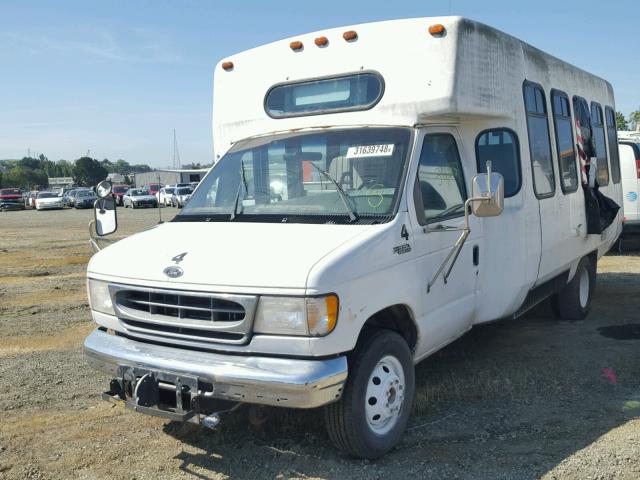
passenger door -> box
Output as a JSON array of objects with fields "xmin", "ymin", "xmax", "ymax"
[
  {"xmin": 408, "ymin": 129, "xmax": 481, "ymax": 357},
  {"xmin": 525, "ymin": 83, "xmax": 572, "ymax": 281}
]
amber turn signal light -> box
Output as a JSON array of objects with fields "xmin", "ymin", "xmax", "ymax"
[
  {"xmin": 343, "ymin": 30, "xmax": 358, "ymax": 41},
  {"xmin": 314, "ymin": 36, "xmax": 328, "ymax": 47},
  {"xmin": 221, "ymin": 61, "xmax": 234, "ymax": 71},
  {"xmin": 290, "ymin": 41, "xmax": 303, "ymax": 51},
  {"xmin": 428, "ymin": 24, "xmax": 446, "ymax": 36}
]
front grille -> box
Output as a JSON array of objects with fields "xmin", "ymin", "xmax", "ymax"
[{"xmin": 112, "ymin": 286, "xmax": 257, "ymax": 346}]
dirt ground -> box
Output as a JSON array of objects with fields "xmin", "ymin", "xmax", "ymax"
[{"xmin": 1, "ymin": 207, "xmax": 639, "ymax": 480}]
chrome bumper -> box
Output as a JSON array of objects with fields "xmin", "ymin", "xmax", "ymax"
[{"xmin": 83, "ymin": 329, "xmax": 347, "ymax": 409}]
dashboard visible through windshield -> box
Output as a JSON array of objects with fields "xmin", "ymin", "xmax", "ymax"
[{"xmin": 177, "ymin": 127, "xmax": 412, "ymax": 224}]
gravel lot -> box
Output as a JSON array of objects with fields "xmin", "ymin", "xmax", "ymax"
[{"xmin": 1, "ymin": 207, "xmax": 639, "ymax": 480}]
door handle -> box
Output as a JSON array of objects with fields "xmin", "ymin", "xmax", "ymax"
[{"xmin": 473, "ymin": 245, "xmax": 479, "ymax": 266}]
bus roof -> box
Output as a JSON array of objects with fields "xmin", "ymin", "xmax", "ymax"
[{"xmin": 213, "ymin": 16, "xmax": 614, "ymax": 157}]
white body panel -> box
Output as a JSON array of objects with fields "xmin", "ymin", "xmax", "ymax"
[
  {"xmin": 88, "ymin": 16, "xmax": 622, "ymax": 362},
  {"xmin": 619, "ymin": 142, "xmax": 639, "ymax": 223}
]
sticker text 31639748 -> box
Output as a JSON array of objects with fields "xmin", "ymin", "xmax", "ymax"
[{"xmin": 346, "ymin": 144, "xmax": 395, "ymax": 158}]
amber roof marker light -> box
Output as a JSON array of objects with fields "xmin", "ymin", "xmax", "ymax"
[
  {"xmin": 290, "ymin": 41, "xmax": 304, "ymax": 51},
  {"xmin": 314, "ymin": 36, "xmax": 329, "ymax": 47},
  {"xmin": 343, "ymin": 30, "xmax": 358, "ymax": 42},
  {"xmin": 428, "ymin": 24, "xmax": 446, "ymax": 36},
  {"xmin": 221, "ymin": 61, "xmax": 234, "ymax": 71}
]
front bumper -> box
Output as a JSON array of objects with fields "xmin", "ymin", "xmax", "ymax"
[
  {"xmin": 622, "ymin": 220, "xmax": 640, "ymax": 234},
  {"xmin": 37, "ymin": 203, "xmax": 63, "ymax": 209},
  {"xmin": 0, "ymin": 202, "xmax": 25, "ymax": 211},
  {"xmin": 84, "ymin": 328, "xmax": 347, "ymax": 409}
]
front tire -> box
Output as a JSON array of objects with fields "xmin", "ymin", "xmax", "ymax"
[
  {"xmin": 553, "ymin": 256, "xmax": 596, "ymax": 320},
  {"xmin": 325, "ymin": 329, "xmax": 414, "ymax": 459}
]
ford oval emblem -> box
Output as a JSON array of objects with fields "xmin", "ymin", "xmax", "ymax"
[{"xmin": 163, "ymin": 266, "xmax": 184, "ymax": 278}]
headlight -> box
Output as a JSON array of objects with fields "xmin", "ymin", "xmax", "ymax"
[
  {"xmin": 253, "ymin": 294, "xmax": 338, "ymax": 337},
  {"xmin": 87, "ymin": 279, "xmax": 115, "ymax": 315}
]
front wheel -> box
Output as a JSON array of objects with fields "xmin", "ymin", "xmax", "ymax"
[
  {"xmin": 324, "ymin": 329, "xmax": 414, "ymax": 459},
  {"xmin": 552, "ymin": 256, "xmax": 596, "ymax": 320}
]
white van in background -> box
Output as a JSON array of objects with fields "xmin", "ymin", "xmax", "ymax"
[
  {"xmin": 85, "ymin": 17, "xmax": 622, "ymax": 459},
  {"xmin": 618, "ymin": 131, "xmax": 640, "ymax": 231}
]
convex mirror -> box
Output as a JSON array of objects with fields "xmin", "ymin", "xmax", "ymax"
[
  {"xmin": 94, "ymin": 197, "xmax": 118, "ymax": 236},
  {"xmin": 471, "ymin": 162, "xmax": 504, "ymax": 217},
  {"xmin": 96, "ymin": 180, "xmax": 113, "ymax": 199}
]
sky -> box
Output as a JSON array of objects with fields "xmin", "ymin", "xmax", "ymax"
[{"xmin": 0, "ymin": 0, "xmax": 638, "ymax": 167}]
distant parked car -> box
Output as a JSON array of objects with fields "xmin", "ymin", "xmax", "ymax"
[
  {"xmin": 24, "ymin": 191, "xmax": 37, "ymax": 208},
  {"xmin": 171, "ymin": 187, "xmax": 194, "ymax": 208},
  {"xmin": 123, "ymin": 188, "xmax": 158, "ymax": 209},
  {"xmin": 110, "ymin": 184, "xmax": 128, "ymax": 206},
  {"xmin": 0, "ymin": 188, "xmax": 23, "ymax": 203},
  {"xmin": 63, "ymin": 189, "xmax": 77, "ymax": 207},
  {"xmin": 74, "ymin": 190, "xmax": 98, "ymax": 209},
  {"xmin": 157, "ymin": 187, "xmax": 176, "ymax": 206},
  {"xmin": 0, "ymin": 198, "xmax": 25, "ymax": 211},
  {"xmin": 35, "ymin": 191, "xmax": 64, "ymax": 210},
  {"xmin": 143, "ymin": 183, "xmax": 164, "ymax": 197}
]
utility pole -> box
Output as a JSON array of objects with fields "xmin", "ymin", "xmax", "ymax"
[{"xmin": 172, "ymin": 129, "xmax": 181, "ymax": 169}]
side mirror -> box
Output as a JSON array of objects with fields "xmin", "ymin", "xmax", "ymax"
[
  {"xmin": 471, "ymin": 162, "xmax": 504, "ymax": 217},
  {"xmin": 94, "ymin": 197, "xmax": 118, "ymax": 236},
  {"xmin": 97, "ymin": 180, "xmax": 113, "ymax": 199}
]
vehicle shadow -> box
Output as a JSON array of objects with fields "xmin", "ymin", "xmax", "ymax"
[{"xmin": 162, "ymin": 270, "xmax": 640, "ymax": 479}]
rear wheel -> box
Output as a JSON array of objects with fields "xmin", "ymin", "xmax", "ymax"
[
  {"xmin": 324, "ymin": 329, "xmax": 414, "ymax": 459},
  {"xmin": 552, "ymin": 256, "xmax": 596, "ymax": 320}
]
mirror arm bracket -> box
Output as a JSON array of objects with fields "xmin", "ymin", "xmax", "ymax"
[
  {"xmin": 89, "ymin": 220, "xmax": 102, "ymax": 252},
  {"xmin": 426, "ymin": 195, "xmax": 488, "ymax": 293},
  {"xmin": 89, "ymin": 219, "xmax": 115, "ymax": 253}
]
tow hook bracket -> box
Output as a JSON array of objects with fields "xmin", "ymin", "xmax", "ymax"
[{"xmin": 101, "ymin": 366, "xmax": 199, "ymax": 422}]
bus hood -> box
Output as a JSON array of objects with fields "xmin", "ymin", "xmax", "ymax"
[{"xmin": 87, "ymin": 221, "xmax": 375, "ymax": 290}]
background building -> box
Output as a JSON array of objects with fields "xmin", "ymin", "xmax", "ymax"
[
  {"xmin": 47, "ymin": 176, "xmax": 74, "ymax": 191},
  {"xmin": 107, "ymin": 172, "xmax": 126, "ymax": 184},
  {"xmin": 133, "ymin": 168, "xmax": 209, "ymax": 187}
]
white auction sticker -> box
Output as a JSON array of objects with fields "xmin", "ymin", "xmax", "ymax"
[{"xmin": 346, "ymin": 144, "xmax": 395, "ymax": 158}]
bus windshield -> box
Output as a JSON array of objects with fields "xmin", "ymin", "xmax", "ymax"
[{"xmin": 177, "ymin": 127, "xmax": 412, "ymax": 223}]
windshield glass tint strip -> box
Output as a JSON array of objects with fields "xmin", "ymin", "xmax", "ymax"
[
  {"xmin": 177, "ymin": 127, "xmax": 412, "ymax": 223},
  {"xmin": 264, "ymin": 72, "xmax": 384, "ymax": 118}
]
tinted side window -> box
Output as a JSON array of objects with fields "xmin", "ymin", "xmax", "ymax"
[
  {"xmin": 551, "ymin": 91, "xmax": 578, "ymax": 193},
  {"xmin": 524, "ymin": 83, "xmax": 555, "ymax": 197},
  {"xmin": 476, "ymin": 129, "xmax": 521, "ymax": 197},
  {"xmin": 591, "ymin": 103, "xmax": 609, "ymax": 185},
  {"xmin": 605, "ymin": 106, "xmax": 621, "ymax": 184},
  {"xmin": 416, "ymin": 134, "xmax": 467, "ymax": 224}
]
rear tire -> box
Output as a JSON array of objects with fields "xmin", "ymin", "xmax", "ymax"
[
  {"xmin": 324, "ymin": 329, "xmax": 414, "ymax": 459},
  {"xmin": 552, "ymin": 256, "xmax": 596, "ymax": 320}
]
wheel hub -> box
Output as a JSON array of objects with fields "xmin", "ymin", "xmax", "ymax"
[
  {"xmin": 365, "ymin": 355, "xmax": 405, "ymax": 435},
  {"xmin": 579, "ymin": 267, "xmax": 589, "ymax": 308}
]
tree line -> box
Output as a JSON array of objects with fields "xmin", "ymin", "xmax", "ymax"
[
  {"xmin": 616, "ymin": 110, "xmax": 640, "ymax": 131},
  {"xmin": 0, "ymin": 155, "xmax": 153, "ymax": 190}
]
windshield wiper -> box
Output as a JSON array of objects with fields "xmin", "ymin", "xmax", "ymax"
[
  {"xmin": 431, "ymin": 203, "xmax": 465, "ymax": 220},
  {"xmin": 230, "ymin": 158, "xmax": 248, "ymax": 220},
  {"xmin": 308, "ymin": 162, "xmax": 357, "ymax": 222}
]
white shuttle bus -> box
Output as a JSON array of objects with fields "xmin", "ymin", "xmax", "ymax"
[{"xmin": 85, "ymin": 17, "xmax": 622, "ymax": 458}]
